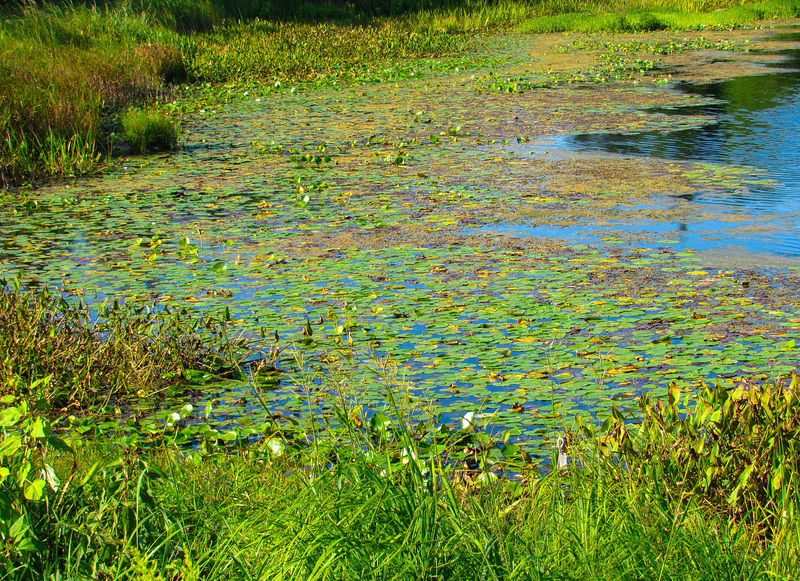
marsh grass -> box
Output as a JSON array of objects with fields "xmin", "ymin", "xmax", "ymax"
[
  {"xmin": 122, "ymin": 107, "xmax": 180, "ymax": 152},
  {"xmin": 161, "ymin": 390, "xmax": 800, "ymax": 580},
  {"xmin": 186, "ymin": 19, "xmax": 465, "ymax": 84},
  {"xmin": 89, "ymin": 427, "xmax": 800, "ymax": 580},
  {"xmin": 0, "ymin": 282, "xmax": 251, "ymax": 409},
  {"xmin": 0, "ymin": 3, "xmax": 183, "ymax": 183}
]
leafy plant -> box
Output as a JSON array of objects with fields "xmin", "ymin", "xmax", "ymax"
[
  {"xmin": 0, "ymin": 380, "xmax": 198, "ymax": 578},
  {"xmin": 0, "ymin": 282, "xmax": 253, "ymax": 409},
  {"xmin": 576, "ymin": 375, "xmax": 800, "ymax": 534},
  {"xmin": 121, "ymin": 108, "xmax": 180, "ymax": 153}
]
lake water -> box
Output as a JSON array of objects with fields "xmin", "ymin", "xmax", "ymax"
[
  {"xmin": 476, "ymin": 31, "xmax": 800, "ymax": 259},
  {"xmin": 5, "ymin": 29, "xmax": 800, "ymax": 448}
]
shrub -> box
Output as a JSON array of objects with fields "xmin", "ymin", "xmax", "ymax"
[
  {"xmin": 0, "ymin": 283, "xmax": 245, "ymax": 408},
  {"xmin": 575, "ymin": 375, "xmax": 800, "ymax": 534},
  {"xmin": 121, "ymin": 108, "xmax": 180, "ymax": 153}
]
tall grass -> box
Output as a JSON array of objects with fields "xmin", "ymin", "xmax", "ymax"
[
  {"xmin": 0, "ymin": 3, "xmax": 183, "ymax": 184},
  {"xmin": 5, "ymin": 404, "xmax": 797, "ymax": 579},
  {"xmin": 2, "ymin": 0, "xmax": 797, "ymax": 184},
  {"xmin": 519, "ymin": 0, "xmax": 800, "ymax": 32},
  {"xmin": 2, "ymin": 287, "xmax": 799, "ymax": 578},
  {"xmin": 122, "ymin": 107, "xmax": 180, "ymax": 152},
  {"xmin": 186, "ymin": 19, "xmax": 465, "ymax": 84}
]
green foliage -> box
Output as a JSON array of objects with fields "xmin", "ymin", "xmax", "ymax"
[
  {"xmin": 0, "ymin": 3, "xmax": 185, "ymax": 183},
  {"xmin": 125, "ymin": 547, "xmax": 201, "ymax": 581},
  {"xmin": 577, "ymin": 375, "xmax": 800, "ymax": 534},
  {"xmin": 0, "ymin": 282, "xmax": 250, "ymax": 409},
  {"xmin": 148, "ymin": 405, "xmax": 800, "ymax": 580},
  {"xmin": 519, "ymin": 1, "xmax": 800, "ymax": 33},
  {"xmin": 0, "ymin": 361, "xmax": 799, "ymax": 579},
  {"xmin": 0, "ymin": 385, "xmax": 187, "ymax": 579},
  {"xmin": 185, "ymin": 19, "xmax": 463, "ymax": 84},
  {"xmin": 2, "ymin": 0, "xmax": 796, "ymax": 181},
  {"xmin": 121, "ymin": 108, "xmax": 180, "ymax": 153}
]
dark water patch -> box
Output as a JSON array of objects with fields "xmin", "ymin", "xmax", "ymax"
[{"xmin": 564, "ymin": 31, "xmax": 800, "ymax": 235}]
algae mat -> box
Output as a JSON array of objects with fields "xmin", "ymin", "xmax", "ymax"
[{"xmin": 3, "ymin": 25, "xmax": 800, "ymax": 442}]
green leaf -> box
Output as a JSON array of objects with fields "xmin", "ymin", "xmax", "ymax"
[
  {"xmin": 0, "ymin": 407, "xmax": 23, "ymax": 427},
  {"xmin": 43, "ymin": 464, "xmax": 60, "ymax": 492},
  {"xmin": 47, "ymin": 436, "xmax": 74, "ymax": 455},
  {"xmin": 24, "ymin": 479, "xmax": 46, "ymax": 501},
  {"xmin": 0, "ymin": 435, "xmax": 21, "ymax": 458},
  {"xmin": 185, "ymin": 369, "xmax": 213, "ymax": 383},
  {"xmin": 29, "ymin": 417, "xmax": 46, "ymax": 439},
  {"xmin": 9, "ymin": 515, "xmax": 27, "ymax": 540},
  {"xmin": 16, "ymin": 460, "xmax": 31, "ymax": 487}
]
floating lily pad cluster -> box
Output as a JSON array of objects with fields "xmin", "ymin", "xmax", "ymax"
[{"xmin": 3, "ymin": 31, "xmax": 798, "ymax": 450}]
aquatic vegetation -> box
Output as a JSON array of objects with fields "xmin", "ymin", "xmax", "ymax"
[
  {"xmin": 122, "ymin": 108, "xmax": 181, "ymax": 153},
  {"xmin": 2, "ymin": 0, "xmax": 794, "ymax": 182},
  {"xmin": 577, "ymin": 375, "xmax": 800, "ymax": 536},
  {"xmin": 2, "ymin": 3, "xmax": 800, "ymax": 577},
  {"xmin": 185, "ymin": 20, "xmax": 466, "ymax": 85},
  {"xmin": 0, "ymin": 280, "xmax": 254, "ymax": 409},
  {"xmin": 4, "ymin": 26, "xmax": 800, "ymax": 443}
]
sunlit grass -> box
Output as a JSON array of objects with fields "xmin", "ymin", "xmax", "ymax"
[
  {"xmin": 519, "ymin": 0, "xmax": 800, "ymax": 32},
  {"xmin": 2, "ymin": 0, "xmax": 798, "ymax": 183},
  {"xmin": 0, "ymin": 4, "xmax": 183, "ymax": 184},
  {"xmin": 122, "ymin": 107, "xmax": 180, "ymax": 152}
]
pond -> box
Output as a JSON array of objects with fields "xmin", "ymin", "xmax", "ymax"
[
  {"xmin": 478, "ymin": 30, "xmax": 800, "ymax": 259},
  {"xmin": 3, "ymin": 27, "xmax": 800, "ymax": 449}
]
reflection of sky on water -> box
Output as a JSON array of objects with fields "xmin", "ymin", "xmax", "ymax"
[{"xmin": 538, "ymin": 32, "xmax": 800, "ymax": 256}]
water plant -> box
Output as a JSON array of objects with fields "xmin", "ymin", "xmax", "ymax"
[
  {"xmin": 0, "ymin": 279, "xmax": 253, "ymax": 409},
  {"xmin": 576, "ymin": 375, "xmax": 800, "ymax": 536},
  {"xmin": 121, "ymin": 108, "xmax": 180, "ymax": 153}
]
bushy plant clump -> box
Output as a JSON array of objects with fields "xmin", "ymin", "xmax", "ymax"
[
  {"xmin": 121, "ymin": 108, "xmax": 180, "ymax": 152},
  {"xmin": 0, "ymin": 282, "xmax": 249, "ymax": 408},
  {"xmin": 576, "ymin": 376, "xmax": 800, "ymax": 535}
]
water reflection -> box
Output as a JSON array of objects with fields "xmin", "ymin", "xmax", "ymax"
[{"xmin": 569, "ymin": 32, "xmax": 800, "ymax": 216}]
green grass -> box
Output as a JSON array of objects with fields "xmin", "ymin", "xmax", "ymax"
[
  {"xmin": 185, "ymin": 19, "xmax": 465, "ymax": 84},
  {"xmin": 122, "ymin": 107, "xmax": 180, "ymax": 152},
  {"xmin": 2, "ymin": 0, "xmax": 797, "ymax": 183},
  {"xmin": 0, "ymin": 3, "xmax": 184, "ymax": 184},
  {"xmin": 519, "ymin": 0, "xmax": 800, "ymax": 33},
  {"xmin": 3, "ymin": 398, "xmax": 799, "ymax": 579}
]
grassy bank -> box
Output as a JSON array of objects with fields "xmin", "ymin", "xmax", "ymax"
[
  {"xmin": 1, "ymin": 287, "xmax": 799, "ymax": 579},
  {"xmin": 2, "ymin": 0, "xmax": 799, "ymax": 184},
  {"xmin": 519, "ymin": 0, "xmax": 800, "ymax": 33},
  {"xmin": 2, "ymin": 379, "xmax": 800, "ymax": 579}
]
